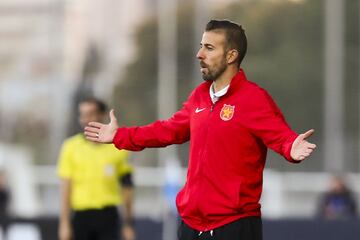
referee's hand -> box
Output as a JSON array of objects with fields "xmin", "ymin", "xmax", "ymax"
[
  {"xmin": 59, "ymin": 220, "xmax": 72, "ymax": 240},
  {"xmin": 84, "ymin": 109, "xmax": 119, "ymax": 143},
  {"xmin": 122, "ymin": 224, "xmax": 135, "ymax": 240}
]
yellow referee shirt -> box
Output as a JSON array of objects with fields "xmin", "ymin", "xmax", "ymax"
[{"xmin": 57, "ymin": 134, "xmax": 133, "ymax": 211}]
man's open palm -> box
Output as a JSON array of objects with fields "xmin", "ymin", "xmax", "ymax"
[
  {"xmin": 84, "ymin": 109, "xmax": 119, "ymax": 143},
  {"xmin": 290, "ymin": 129, "xmax": 316, "ymax": 161}
]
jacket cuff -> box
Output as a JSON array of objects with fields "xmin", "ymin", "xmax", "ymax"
[
  {"xmin": 112, "ymin": 128, "xmax": 125, "ymax": 149},
  {"xmin": 283, "ymin": 133, "xmax": 300, "ymax": 163}
]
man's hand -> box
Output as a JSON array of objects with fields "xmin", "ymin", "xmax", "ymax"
[
  {"xmin": 122, "ymin": 224, "xmax": 136, "ymax": 240},
  {"xmin": 290, "ymin": 129, "xmax": 317, "ymax": 161},
  {"xmin": 84, "ymin": 109, "xmax": 119, "ymax": 143},
  {"xmin": 59, "ymin": 220, "xmax": 72, "ymax": 240}
]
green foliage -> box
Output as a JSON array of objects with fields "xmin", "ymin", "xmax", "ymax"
[{"xmin": 112, "ymin": 19, "xmax": 159, "ymax": 126}]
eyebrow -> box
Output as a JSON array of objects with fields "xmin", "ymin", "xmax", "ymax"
[{"xmin": 200, "ymin": 43, "xmax": 215, "ymax": 48}]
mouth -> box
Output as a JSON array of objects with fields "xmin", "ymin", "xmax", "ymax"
[
  {"xmin": 200, "ymin": 62, "xmax": 208, "ymax": 73},
  {"xmin": 200, "ymin": 67, "xmax": 208, "ymax": 74},
  {"xmin": 200, "ymin": 62, "xmax": 208, "ymax": 68}
]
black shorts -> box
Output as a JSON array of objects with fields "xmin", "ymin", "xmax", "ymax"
[
  {"xmin": 178, "ymin": 217, "xmax": 262, "ymax": 240},
  {"xmin": 72, "ymin": 206, "xmax": 121, "ymax": 240}
]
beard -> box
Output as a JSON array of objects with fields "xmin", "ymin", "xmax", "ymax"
[{"xmin": 200, "ymin": 58, "xmax": 227, "ymax": 82}]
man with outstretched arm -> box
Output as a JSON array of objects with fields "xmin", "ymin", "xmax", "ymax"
[{"xmin": 84, "ymin": 20, "xmax": 316, "ymax": 240}]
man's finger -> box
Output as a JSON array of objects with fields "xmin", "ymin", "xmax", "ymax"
[
  {"xmin": 88, "ymin": 122, "xmax": 103, "ymax": 128},
  {"xmin": 84, "ymin": 132, "xmax": 99, "ymax": 138},
  {"xmin": 84, "ymin": 126, "xmax": 100, "ymax": 134},
  {"xmin": 302, "ymin": 129, "xmax": 314, "ymax": 139},
  {"xmin": 305, "ymin": 149, "xmax": 313, "ymax": 154},
  {"xmin": 302, "ymin": 152, "xmax": 310, "ymax": 157},
  {"xmin": 307, "ymin": 143, "xmax": 317, "ymax": 149},
  {"xmin": 85, "ymin": 136, "xmax": 99, "ymax": 142}
]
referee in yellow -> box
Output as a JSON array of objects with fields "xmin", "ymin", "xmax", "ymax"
[{"xmin": 58, "ymin": 97, "xmax": 135, "ymax": 240}]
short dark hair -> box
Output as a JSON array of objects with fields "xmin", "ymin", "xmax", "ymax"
[
  {"xmin": 205, "ymin": 19, "xmax": 247, "ymax": 67},
  {"xmin": 79, "ymin": 97, "xmax": 108, "ymax": 114}
]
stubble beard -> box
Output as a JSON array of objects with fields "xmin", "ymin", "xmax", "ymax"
[{"xmin": 201, "ymin": 59, "xmax": 227, "ymax": 82}]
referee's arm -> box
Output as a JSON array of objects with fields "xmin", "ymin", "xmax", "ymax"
[
  {"xmin": 57, "ymin": 141, "xmax": 73, "ymax": 240},
  {"xmin": 59, "ymin": 178, "xmax": 72, "ymax": 240},
  {"xmin": 120, "ymin": 173, "xmax": 135, "ymax": 240},
  {"xmin": 121, "ymin": 173, "xmax": 134, "ymax": 225}
]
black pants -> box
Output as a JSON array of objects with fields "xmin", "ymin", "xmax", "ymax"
[
  {"xmin": 178, "ymin": 217, "xmax": 262, "ymax": 240},
  {"xmin": 72, "ymin": 206, "xmax": 121, "ymax": 240}
]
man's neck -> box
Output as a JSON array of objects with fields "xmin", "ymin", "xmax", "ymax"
[{"xmin": 213, "ymin": 65, "xmax": 239, "ymax": 93}]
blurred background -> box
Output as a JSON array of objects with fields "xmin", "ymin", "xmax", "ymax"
[{"xmin": 0, "ymin": 0, "xmax": 359, "ymax": 239}]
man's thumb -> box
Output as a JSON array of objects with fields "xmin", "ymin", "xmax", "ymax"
[
  {"xmin": 302, "ymin": 129, "xmax": 315, "ymax": 139},
  {"xmin": 109, "ymin": 109, "xmax": 117, "ymax": 123}
]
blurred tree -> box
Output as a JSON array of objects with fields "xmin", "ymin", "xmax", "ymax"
[
  {"xmin": 113, "ymin": 19, "xmax": 159, "ymax": 127},
  {"xmin": 68, "ymin": 44, "xmax": 101, "ymax": 136},
  {"xmin": 344, "ymin": 0, "xmax": 359, "ymax": 171}
]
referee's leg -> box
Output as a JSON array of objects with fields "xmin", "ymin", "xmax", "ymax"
[
  {"xmin": 97, "ymin": 206, "xmax": 121, "ymax": 240},
  {"xmin": 72, "ymin": 211, "xmax": 94, "ymax": 240}
]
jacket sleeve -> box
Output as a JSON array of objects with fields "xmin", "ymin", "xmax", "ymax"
[
  {"xmin": 243, "ymin": 87, "xmax": 299, "ymax": 163},
  {"xmin": 112, "ymin": 93, "xmax": 193, "ymax": 151}
]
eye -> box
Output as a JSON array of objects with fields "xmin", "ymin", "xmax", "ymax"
[
  {"xmin": 204, "ymin": 45, "xmax": 214, "ymax": 51},
  {"xmin": 199, "ymin": 44, "xmax": 214, "ymax": 51}
]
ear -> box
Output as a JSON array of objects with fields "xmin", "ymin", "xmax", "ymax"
[{"xmin": 226, "ymin": 49, "xmax": 239, "ymax": 65}]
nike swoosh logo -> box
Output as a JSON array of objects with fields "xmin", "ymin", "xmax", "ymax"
[{"xmin": 195, "ymin": 107, "xmax": 206, "ymax": 113}]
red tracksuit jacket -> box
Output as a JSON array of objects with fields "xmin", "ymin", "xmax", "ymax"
[{"xmin": 113, "ymin": 69, "xmax": 299, "ymax": 231}]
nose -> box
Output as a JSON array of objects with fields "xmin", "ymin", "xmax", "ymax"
[{"xmin": 196, "ymin": 47, "xmax": 204, "ymax": 60}]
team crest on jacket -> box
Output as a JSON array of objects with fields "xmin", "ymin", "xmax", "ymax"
[{"xmin": 220, "ymin": 104, "xmax": 235, "ymax": 121}]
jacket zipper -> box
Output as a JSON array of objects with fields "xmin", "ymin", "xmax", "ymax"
[{"xmin": 199, "ymin": 100, "xmax": 217, "ymax": 230}]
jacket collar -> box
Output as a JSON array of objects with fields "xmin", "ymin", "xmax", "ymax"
[
  {"xmin": 199, "ymin": 68, "xmax": 247, "ymax": 98},
  {"xmin": 226, "ymin": 68, "xmax": 247, "ymax": 96}
]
